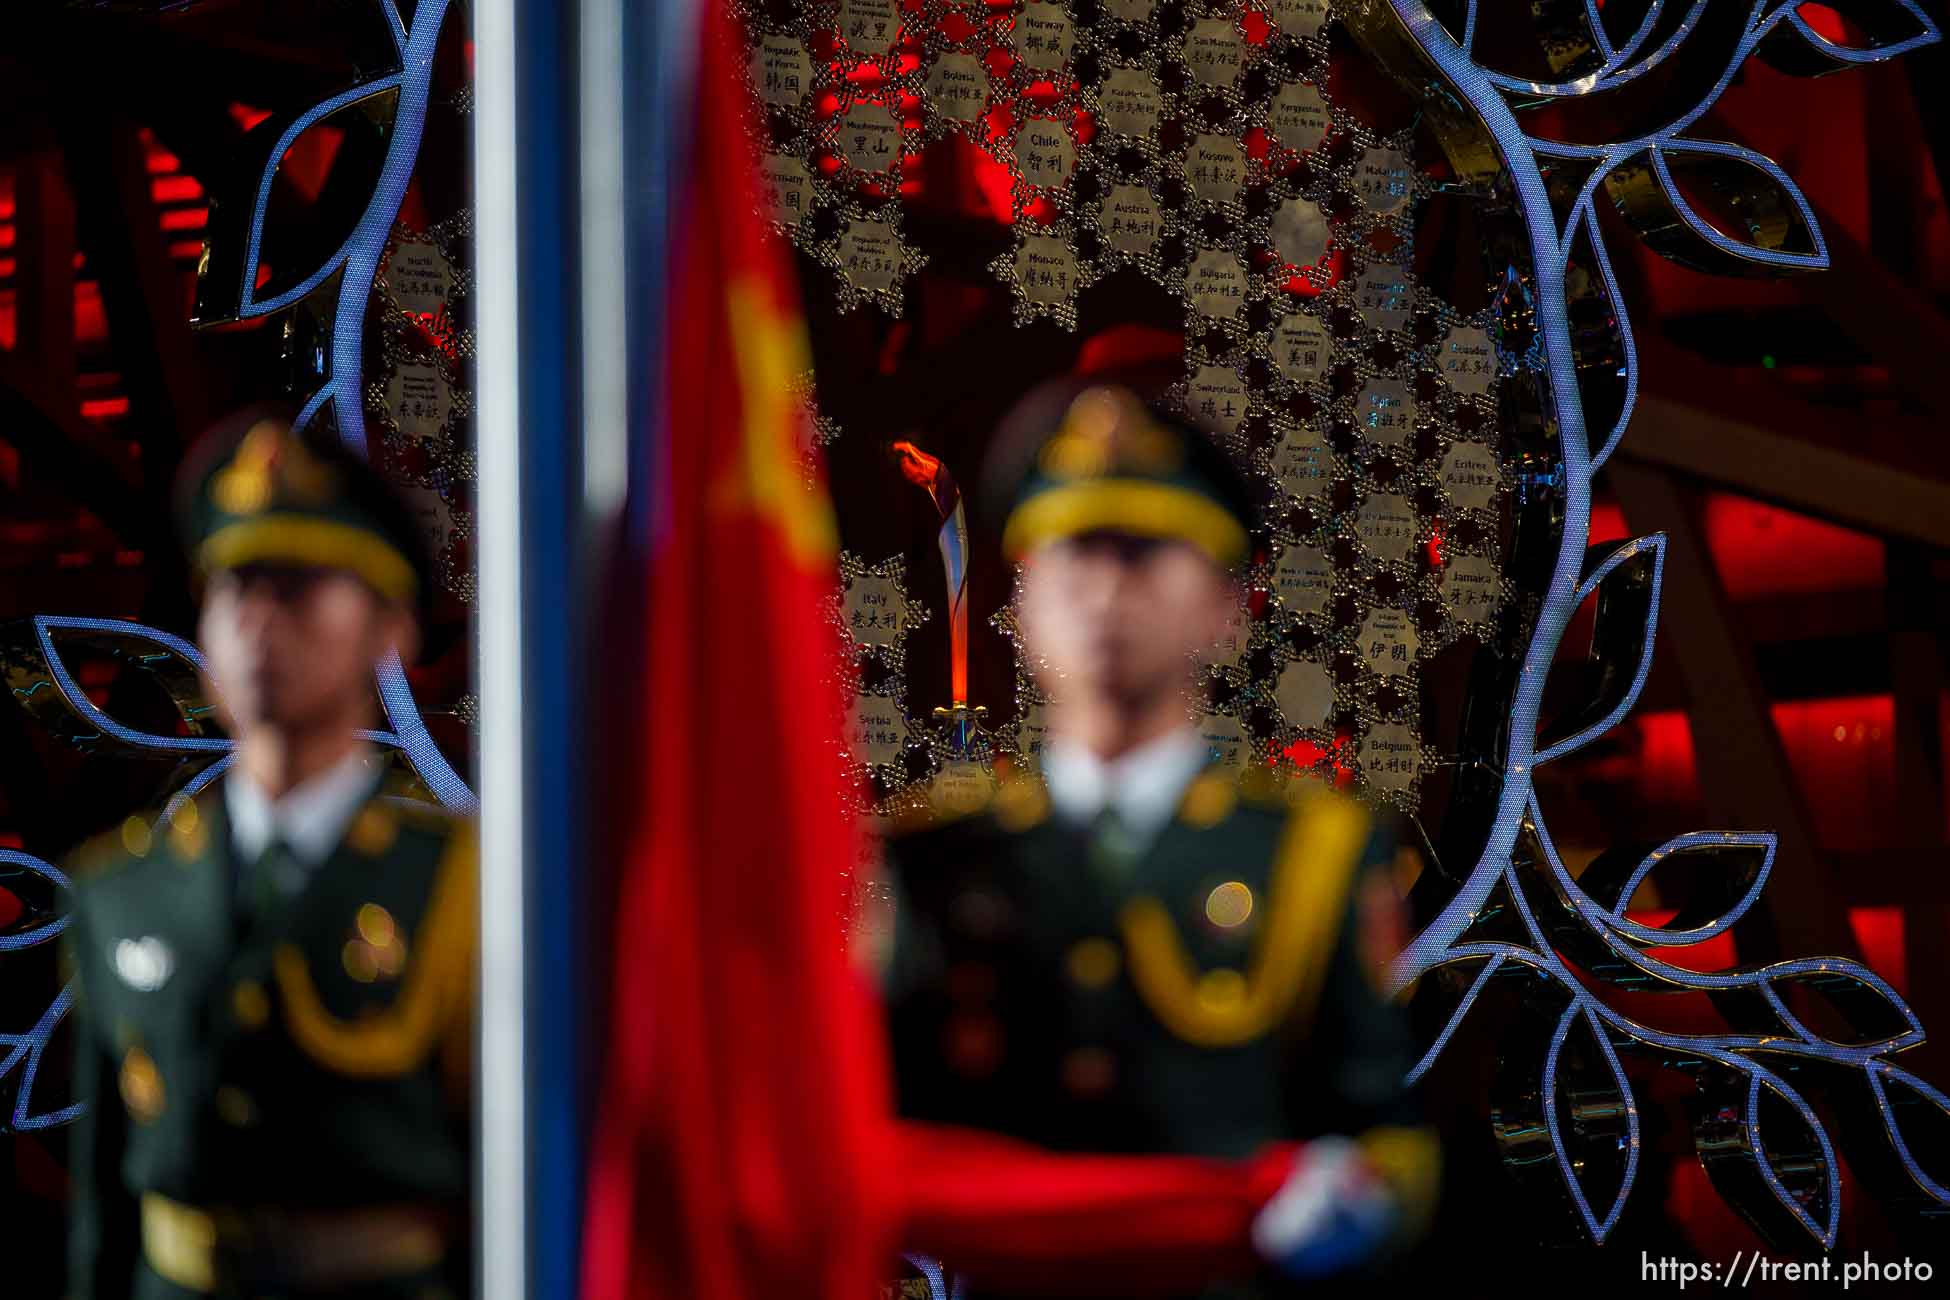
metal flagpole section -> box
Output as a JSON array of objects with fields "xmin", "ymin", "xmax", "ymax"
[
  {"xmin": 474, "ymin": 0, "xmax": 585, "ymax": 1296},
  {"xmin": 635, "ymin": 0, "xmax": 699, "ymax": 544},
  {"xmin": 470, "ymin": 0, "xmax": 528, "ymax": 1294},
  {"xmin": 475, "ymin": 0, "xmax": 675, "ymax": 1286},
  {"xmin": 581, "ymin": 0, "xmax": 629, "ymax": 525}
]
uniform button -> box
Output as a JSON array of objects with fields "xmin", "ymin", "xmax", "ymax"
[
  {"xmin": 345, "ymin": 904, "xmax": 408, "ymax": 982},
  {"xmin": 119, "ymin": 815, "xmax": 154, "ymax": 858},
  {"xmin": 943, "ymin": 1013, "xmax": 1003, "ymax": 1078},
  {"xmin": 214, "ymin": 1085, "xmax": 258, "ymax": 1127},
  {"xmin": 1061, "ymin": 1047, "xmax": 1117, "ymax": 1098},
  {"xmin": 1204, "ymin": 881, "xmax": 1254, "ymax": 929},
  {"xmin": 232, "ymin": 980, "xmax": 270, "ymax": 1029},
  {"xmin": 1065, "ymin": 938, "xmax": 1121, "ymax": 990},
  {"xmin": 114, "ymin": 937, "xmax": 175, "ymax": 992},
  {"xmin": 119, "ymin": 1047, "xmax": 165, "ymax": 1124}
]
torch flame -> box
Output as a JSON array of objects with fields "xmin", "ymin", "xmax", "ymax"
[
  {"xmin": 890, "ymin": 439, "xmax": 959, "ymax": 520},
  {"xmin": 889, "ymin": 439, "xmax": 969, "ymax": 706}
]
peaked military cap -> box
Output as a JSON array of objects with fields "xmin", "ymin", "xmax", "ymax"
[
  {"xmin": 984, "ymin": 376, "xmax": 1261, "ymax": 569},
  {"xmin": 175, "ymin": 406, "xmax": 433, "ymax": 617}
]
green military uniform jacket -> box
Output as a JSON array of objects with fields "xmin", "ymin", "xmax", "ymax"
[
  {"xmin": 881, "ymin": 764, "xmax": 1439, "ymax": 1299},
  {"xmin": 62, "ymin": 773, "xmax": 476, "ymax": 1300}
]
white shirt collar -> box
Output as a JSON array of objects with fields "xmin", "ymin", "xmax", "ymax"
[
  {"xmin": 225, "ymin": 743, "xmax": 384, "ymax": 866},
  {"xmin": 1042, "ymin": 724, "xmax": 1212, "ymax": 846}
]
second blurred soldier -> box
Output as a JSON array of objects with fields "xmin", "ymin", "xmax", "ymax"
[{"xmin": 881, "ymin": 379, "xmax": 1440, "ymax": 1297}]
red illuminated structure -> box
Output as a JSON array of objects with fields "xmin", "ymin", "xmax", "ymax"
[{"xmin": 5, "ymin": 0, "xmax": 1950, "ymax": 1288}]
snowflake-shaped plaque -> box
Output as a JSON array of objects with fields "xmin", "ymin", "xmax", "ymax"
[{"xmin": 811, "ymin": 200, "xmax": 930, "ymax": 316}]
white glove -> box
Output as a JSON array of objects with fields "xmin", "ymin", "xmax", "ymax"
[{"xmin": 1250, "ymin": 1135, "xmax": 1399, "ymax": 1280}]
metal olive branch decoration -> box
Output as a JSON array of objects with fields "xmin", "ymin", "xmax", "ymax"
[
  {"xmin": 2, "ymin": 0, "xmax": 471, "ymax": 1132},
  {"xmin": 1345, "ymin": 0, "xmax": 1949, "ymax": 1249}
]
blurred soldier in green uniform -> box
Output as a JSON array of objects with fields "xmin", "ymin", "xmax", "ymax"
[
  {"xmin": 64, "ymin": 409, "xmax": 474, "ymax": 1299},
  {"xmin": 880, "ymin": 379, "xmax": 1440, "ymax": 1297}
]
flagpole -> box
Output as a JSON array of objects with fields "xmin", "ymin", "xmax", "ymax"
[
  {"xmin": 471, "ymin": 0, "xmax": 525, "ymax": 1292},
  {"xmin": 580, "ymin": 0, "xmax": 627, "ymax": 525},
  {"xmin": 474, "ymin": 1, "xmax": 588, "ymax": 1296},
  {"xmin": 636, "ymin": 0, "xmax": 698, "ymax": 554}
]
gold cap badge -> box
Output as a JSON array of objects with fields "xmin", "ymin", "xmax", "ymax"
[
  {"xmin": 211, "ymin": 420, "xmax": 338, "ymax": 516},
  {"xmin": 120, "ymin": 1046, "xmax": 165, "ymax": 1124},
  {"xmin": 1038, "ymin": 385, "xmax": 1185, "ymax": 481}
]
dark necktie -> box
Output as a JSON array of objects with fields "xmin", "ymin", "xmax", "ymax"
[
  {"xmin": 239, "ymin": 837, "xmax": 300, "ymax": 927},
  {"xmin": 1087, "ymin": 802, "xmax": 1144, "ymax": 886}
]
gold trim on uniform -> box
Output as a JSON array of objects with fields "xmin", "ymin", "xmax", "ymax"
[
  {"xmin": 119, "ymin": 1046, "xmax": 165, "ymax": 1124},
  {"xmin": 992, "ymin": 773, "xmax": 1051, "ymax": 831},
  {"xmin": 214, "ymin": 1084, "xmax": 258, "ymax": 1128},
  {"xmin": 200, "ymin": 514, "xmax": 418, "ymax": 603},
  {"xmin": 1117, "ymin": 782, "xmax": 1370, "ymax": 1047},
  {"xmin": 231, "ymin": 980, "xmax": 270, "ymax": 1030},
  {"xmin": 1065, "ymin": 937, "xmax": 1122, "ymax": 990},
  {"xmin": 275, "ymin": 825, "xmax": 477, "ymax": 1076},
  {"xmin": 1196, "ymin": 967, "xmax": 1247, "ymax": 1011},
  {"xmin": 120, "ymin": 815, "xmax": 154, "ymax": 858},
  {"xmin": 141, "ymin": 1193, "xmax": 221, "ymax": 1292},
  {"xmin": 168, "ymin": 802, "xmax": 209, "ymax": 862},
  {"xmin": 1002, "ymin": 479, "xmax": 1250, "ymax": 566}
]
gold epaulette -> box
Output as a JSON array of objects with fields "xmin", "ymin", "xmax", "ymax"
[
  {"xmin": 1172, "ymin": 770, "xmax": 1238, "ymax": 828},
  {"xmin": 388, "ymin": 794, "xmax": 464, "ymax": 831},
  {"xmin": 363, "ymin": 795, "xmax": 470, "ymax": 858},
  {"xmin": 1234, "ymin": 764, "xmax": 1291, "ymax": 810},
  {"xmin": 70, "ymin": 784, "xmax": 233, "ymax": 879},
  {"xmin": 880, "ymin": 761, "xmax": 1054, "ymax": 840},
  {"xmin": 1230, "ymin": 765, "xmax": 1363, "ymax": 815},
  {"xmin": 64, "ymin": 827, "xmax": 130, "ymax": 881},
  {"xmin": 880, "ymin": 787, "xmax": 990, "ymax": 839}
]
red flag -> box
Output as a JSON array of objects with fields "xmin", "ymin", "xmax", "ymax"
[
  {"xmin": 578, "ymin": 1, "xmax": 894, "ymax": 1295},
  {"xmin": 579, "ymin": 7, "xmax": 1405, "ymax": 1296}
]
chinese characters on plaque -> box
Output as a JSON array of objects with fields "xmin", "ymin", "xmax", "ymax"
[{"xmin": 369, "ymin": 216, "xmax": 477, "ymax": 602}]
